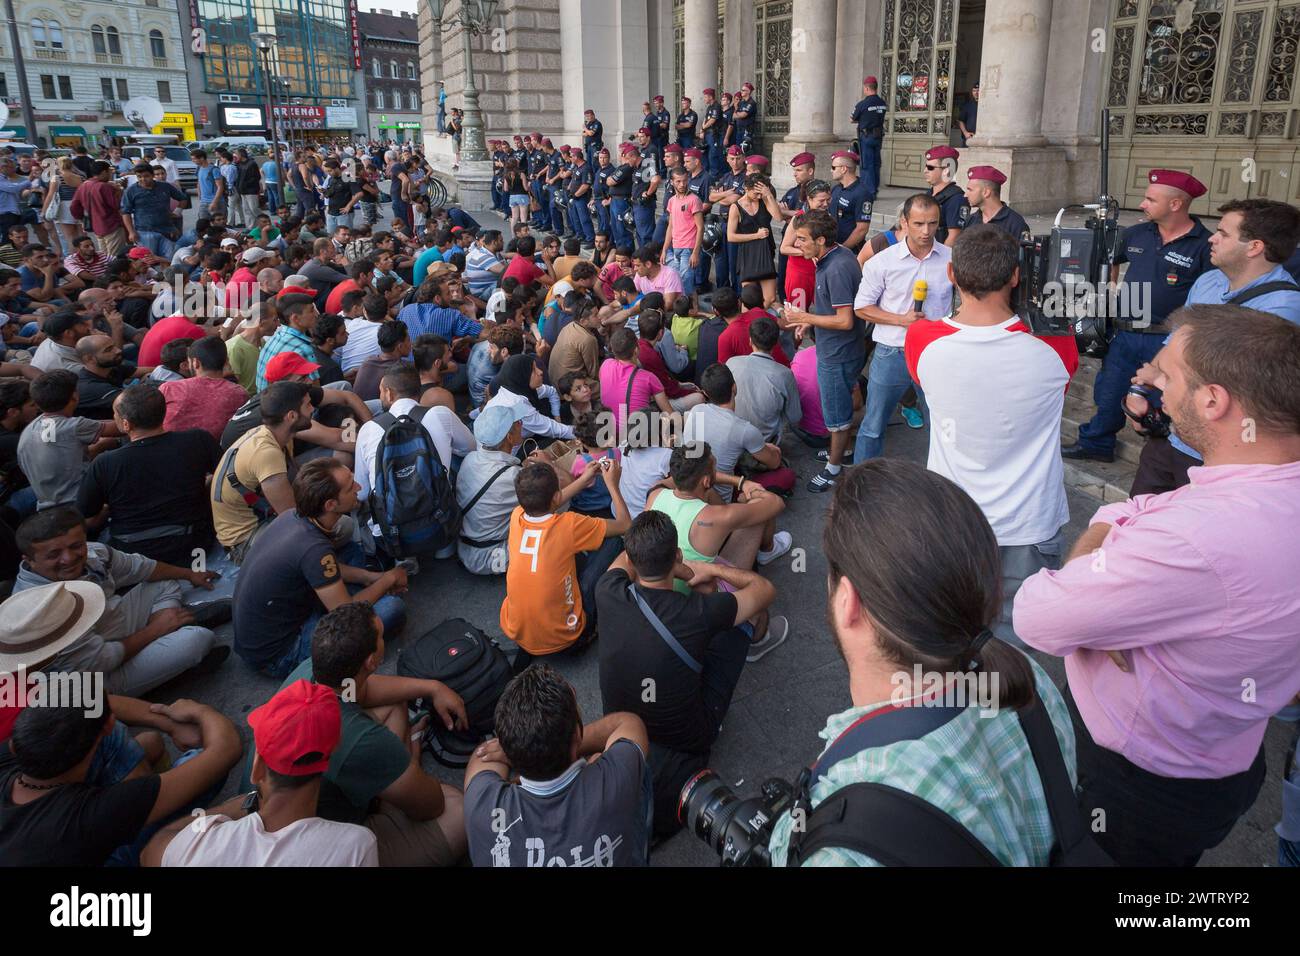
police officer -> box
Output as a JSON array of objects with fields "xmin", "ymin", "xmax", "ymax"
[
  {"xmin": 720, "ymin": 92, "xmax": 736, "ymax": 150},
  {"xmin": 549, "ymin": 144, "xmax": 573, "ymax": 239},
  {"xmin": 733, "ymin": 82, "xmax": 759, "ymax": 153},
  {"xmin": 566, "ymin": 147, "xmax": 596, "ymax": 248},
  {"xmin": 634, "ymin": 127, "xmax": 662, "ymax": 247},
  {"xmin": 652, "ymin": 95, "xmax": 673, "ymax": 172},
  {"xmin": 923, "ymin": 145, "xmax": 967, "ymax": 246},
  {"xmin": 684, "ymin": 147, "xmax": 713, "ymax": 291},
  {"xmin": 654, "ymin": 144, "xmax": 684, "ymax": 246},
  {"xmin": 957, "ymin": 83, "xmax": 979, "ymax": 147},
  {"xmin": 582, "ymin": 108, "xmax": 604, "ymax": 167},
  {"xmin": 780, "ymin": 152, "xmax": 816, "ymax": 219},
  {"xmin": 1063, "ymin": 169, "xmax": 1213, "ymax": 463},
  {"xmin": 962, "ymin": 165, "xmax": 1029, "ymax": 239},
  {"xmin": 676, "ymin": 96, "xmax": 699, "ymax": 149},
  {"xmin": 829, "ymin": 150, "xmax": 873, "ymax": 252},
  {"xmin": 701, "ymin": 88, "xmax": 724, "ymax": 178},
  {"xmin": 592, "ymin": 146, "xmax": 613, "ymax": 239},
  {"xmin": 606, "ymin": 142, "xmax": 638, "ymax": 249},
  {"xmin": 490, "ymin": 140, "xmax": 508, "ymax": 213},
  {"xmin": 511, "ymin": 134, "xmax": 528, "ymax": 169},
  {"xmin": 850, "ymin": 76, "xmax": 887, "ymax": 197},
  {"xmin": 709, "ymin": 144, "xmax": 748, "ymax": 293},
  {"xmin": 539, "ymin": 138, "xmax": 564, "ymax": 235},
  {"xmin": 527, "ymin": 134, "xmax": 550, "ymax": 230}
]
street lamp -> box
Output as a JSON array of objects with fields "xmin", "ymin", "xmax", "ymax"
[
  {"xmin": 428, "ymin": 0, "xmax": 499, "ymax": 164},
  {"xmin": 251, "ymin": 31, "xmax": 282, "ymax": 162}
]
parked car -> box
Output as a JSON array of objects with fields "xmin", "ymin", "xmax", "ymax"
[{"xmin": 121, "ymin": 143, "xmax": 197, "ymax": 193}]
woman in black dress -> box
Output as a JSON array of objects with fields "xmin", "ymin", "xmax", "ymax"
[{"xmin": 726, "ymin": 173, "xmax": 784, "ymax": 307}]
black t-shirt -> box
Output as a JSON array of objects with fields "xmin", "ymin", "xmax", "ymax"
[
  {"xmin": 0, "ymin": 748, "xmax": 160, "ymax": 866},
  {"xmin": 75, "ymin": 366, "xmax": 130, "ymax": 420},
  {"xmin": 232, "ymin": 509, "xmax": 342, "ymax": 668},
  {"xmin": 78, "ymin": 429, "xmax": 221, "ymax": 560},
  {"xmin": 596, "ymin": 569, "xmax": 738, "ymax": 754},
  {"xmin": 0, "ymin": 424, "xmax": 27, "ymax": 501},
  {"xmin": 220, "ymin": 394, "xmax": 265, "ymax": 450},
  {"xmin": 695, "ymin": 317, "xmax": 727, "ymax": 372},
  {"xmin": 313, "ymin": 347, "xmax": 345, "ymax": 386}
]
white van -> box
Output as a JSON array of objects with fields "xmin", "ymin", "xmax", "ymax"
[{"xmin": 199, "ymin": 136, "xmax": 287, "ymax": 155}]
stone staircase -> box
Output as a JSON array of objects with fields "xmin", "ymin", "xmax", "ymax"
[{"xmin": 1060, "ymin": 355, "xmax": 1140, "ymax": 503}]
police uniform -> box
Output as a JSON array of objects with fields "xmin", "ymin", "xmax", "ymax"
[
  {"xmin": 830, "ymin": 168, "xmax": 874, "ymax": 248},
  {"xmin": 677, "ymin": 108, "xmax": 699, "ymax": 148},
  {"xmin": 851, "ymin": 79, "xmax": 888, "ymax": 197},
  {"xmin": 1068, "ymin": 169, "xmax": 1213, "ymax": 460},
  {"xmin": 490, "ymin": 147, "xmax": 508, "ymax": 212},
  {"xmin": 713, "ymin": 158, "xmax": 748, "ymax": 293},
  {"xmin": 653, "ymin": 103, "xmax": 672, "ymax": 170},
  {"xmin": 583, "ymin": 116, "xmax": 603, "ymax": 165},
  {"xmin": 592, "ymin": 157, "xmax": 612, "ymax": 237},
  {"xmin": 653, "ymin": 150, "xmax": 682, "ymax": 247},
  {"xmin": 934, "ymin": 182, "xmax": 967, "ymax": 244},
  {"xmin": 606, "ymin": 150, "xmax": 636, "ymax": 249},
  {"xmin": 967, "ymin": 202, "xmax": 1029, "ymax": 240},
  {"xmin": 527, "ymin": 147, "xmax": 549, "ymax": 229},
  {"xmin": 544, "ymin": 149, "xmax": 565, "ymax": 235},
  {"xmin": 634, "ymin": 145, "xmax": 661, "ymax": 247},
  {"xmin": 720, "ymin": 105, "xmax": 735, "ymax": 149},
  {"xmin": 567, "ymin": 158, "xmax": 595, "ymax": 244},
  {"xmin": 733, "ymin": 90, "xmax": 759, "ymax": 152},
  {"xmin": 685, "ymin": 164, "xmax": 713, "ymax": 290},
  {"xmin": 702, "ymin": 93, "xmax": 724, "ymax": 177}
]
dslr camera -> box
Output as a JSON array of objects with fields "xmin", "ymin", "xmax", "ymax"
[{"xmin": 678, "ymin": 769, "xmax": 798, "ymax": 867}]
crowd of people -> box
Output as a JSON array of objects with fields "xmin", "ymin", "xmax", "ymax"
[{"xmin": 0, "ymin": 103, "xmax": 1297, "ymax": 872}]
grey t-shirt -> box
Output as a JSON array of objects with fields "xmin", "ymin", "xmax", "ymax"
[
  {"xmin": 727, "ymin": 352, "xmax": 802, "ymax": 441},
  {"xmin": 16, "ymin": 414, "xmax": 104, "ymax": 509},
  {"xmin": 683, "ymin": 402, "xmax": 766, "ymax": 481},
  {"xmin": 465, "ymin": 739, "xmax": 648, "ymax": 867}
]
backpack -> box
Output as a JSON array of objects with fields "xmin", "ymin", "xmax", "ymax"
[
  {"xmin": 396, "ymin": 618, "xmax": 513, "ymax": 767},
  {"xmin": 784, "ymin": 695, "xmax": 1113, "ymax": 868},
  {"xmin": 369, "ymin": 406, "xmax": 459, "ymax": 559}
]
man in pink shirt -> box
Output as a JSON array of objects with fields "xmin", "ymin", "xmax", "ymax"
[
  {"xmin": 632, "ymin": 245, "xmax": 684, "ymax": 312},
  {"xmin": 1015, "ymin": 304, "xmax": 1300, "ymax": 866},
  {"xmin": 599, "ymin": 328, "xmax": 673, "ymax": 432},
  {"xmin": 160, "ymin": 335, "xmax": 249, "ymax": 439},
  {"xmin": 661, "ymin": 168, "xmax": 704, "ymax": 301}
]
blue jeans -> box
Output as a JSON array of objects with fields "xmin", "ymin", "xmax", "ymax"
[
  {"xmin": 568, "ymin": 198, "xmax": 595, "ymax": 242},
  {"xmin": 633, "ymin": 202, "xmax": 656, "ymax": 248},
  {"xmin": 490, "ymin": 179, "xmax": 504, "ymax": 211},
  {"xmin": 666, "ymin": 247, "xmax": 697, "ymax": 296},
  {"xmin": 858, "ymin": 136, "xmax": 882, "ymax": 198},
  {"xmin": 678, "ymin": 134, "xmax": 695, "ymax": 150},
  {"xmin": 136, "ymin": 230, "xmax": 175, "ymax": 259},
  {"xmin": 263, "ymin": 593, "xmax": 407, "ymax": 680},
  {"xmin": 816, "ymin": 353, "xmax": 866, "ymax": 433},
  {"xmin": 855, "ymin": 345, "xmax": 926, "ymax": 460},
  {"xmin": 653, "ymin": 208, "xmax": 671, "ymax": 247},
  {"xmin": 88, "ymin": 722, "xmax": 148, "ymax": 786},
  {"xmin": 5, "ymin": 485, "xmax": 37, "ymax": 518},
  {"xmin": 610, "ymin": 198, "xmax": 632, "ymax": 248},
  {"xmin": 595, "ymin": 198, "xmax": 611, "ymax": 237},
  {"xmin": 1077, "ymin": 330, "xmax": 1166, "ymax": 455},
  {"xmin": 264, "ymin": 184, "xmax": 281, "ymax": 211},
  {"xmin": 326, "ymin": 210, "xmax": 354, "ymax": 232}
]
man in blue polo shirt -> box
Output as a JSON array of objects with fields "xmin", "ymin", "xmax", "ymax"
[
  {"xmin": 1125, "ymin": 197, "xmax": 1300, "ymax": 495},
  {"xmin": 120, "ymin": 165, "xmax": 186, "ymax": 259},
  {"xmin": 1064, "ymin": 168, "xmax": 1213, "ymax": 463},
  {"xmin": 829, "ymin": 151, "xmax": 874, "ymax": 253}
]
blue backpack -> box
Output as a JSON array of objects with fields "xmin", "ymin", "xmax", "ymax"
[{"xmin": 369, "ymin": 407, "xmax": 460, "ymax": 557}]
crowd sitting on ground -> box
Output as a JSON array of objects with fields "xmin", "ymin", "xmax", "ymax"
[{"xmin": 0, "ymin": 125, "xmax": 1298, "ymax": 872}]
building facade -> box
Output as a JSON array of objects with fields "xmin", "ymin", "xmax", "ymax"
[
  {"xmin": 420, "ymin": 0, "xmax": 1300, "ymax": 216},
  {"xmin": 357, "ymin": 9, "xmax": 422, "ymax": 143},
  {"xmin": 0, "ymin": 0, "xmax": 192, "ymax": 149},
  {"xmin": 178, "ymin": 0, "xmax": 362, "ymax": 143}
]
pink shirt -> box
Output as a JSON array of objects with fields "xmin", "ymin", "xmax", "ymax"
[
  {"xmin": 160, "ymin": 376, "xmax": 251, "ymax": 440},
  {"xmin": 1015, "ymin": 461, "xmax": 1300, "ymax": 779},
  {"xmin": 667, "ymin": 193, "xmax": 703, "ymax": 251},
  {"xmin": 598, "ymin": 358, "xmax": 664, "ymax": 431},
  {"xmin": 790, "ymin": 345, "xmax": 827, "ymax": 437},
  {"xmin": 633, "ymin": 265, "xmax": 684, "ymax": 299}
]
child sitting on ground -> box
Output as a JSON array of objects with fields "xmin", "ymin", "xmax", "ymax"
[
  {"xmin": 568, "ymin": 410, "xmax": 620, "ymax": 517},
  {"xmin": 148, "ymin": 339, "xmax": 192, "ymax": 384},
  {"xmin": 16, "ymin": 370, "xmax": 120, "ymax": 511},
  {"xmin": 556, "ymin": 372, "xmax": 597, "ymax": 425}
]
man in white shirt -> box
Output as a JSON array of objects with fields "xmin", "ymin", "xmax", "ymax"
[
  {"xmin": 906, "ymin": 225, "xmax": 1078, "ymax": 647},
  {"xmin": 852, "ymin": 192, "xmax": 954, "ymax": 460},
  {"xmin": 354, "ymin": 364, "xmax": 475, "ymax": 558},
  {"xmin": 142, "ymin": 678, "xmax": 379, "ymax": 867},
  {"xmin": 337, "ymin": 292, "xmax": 387, "ymax": 374},
  {"xmin": 150, "ymin": 146, "xmax": 180, "ymax": 189}
]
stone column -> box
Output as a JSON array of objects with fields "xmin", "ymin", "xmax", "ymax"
[
  {"xmin": 771, "ymin": 0, "xmax": 839, "ymax": 194},
  {"xmin": 559, "ymin": 0, "xmax": 653, "ymax": 147},
  {"xmin": 683, "ymin": 0, "xmax": 718, "ymax": 102}
]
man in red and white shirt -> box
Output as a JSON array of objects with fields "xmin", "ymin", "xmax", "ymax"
[
  {"xmin": 63, "ymin": 235, "xmax": 113, "ymax": 280},
  {"xmin": 905, "ymin": 224, "xmax": 1078, "ymax": 647}
]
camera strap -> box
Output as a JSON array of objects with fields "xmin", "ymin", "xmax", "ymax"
[
  {"xmin": 1225, "ymin": 280, "xmax": 1300, "ymax": 307},
  {"xmin": 627, "ymin": 584, "xmax": 703, "ymax": 674}
]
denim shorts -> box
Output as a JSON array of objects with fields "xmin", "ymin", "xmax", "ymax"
[
  {"xmin": 509, "ymin": 194, "xmax": 530, "ymax": 208},
  {"xmin": 815, "ymin": 354, "xmax": 866, "ymax": 432},
  {"xmin": 88, "ymin": 721, "xmax": 147, "ymax": 786}
]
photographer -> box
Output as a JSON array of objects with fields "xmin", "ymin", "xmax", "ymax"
[
  {"xmin": 1016, "ymin": 305, "xmax": 1300, "ymax": 866},
  {"xmin": 766, "ymin": 460, "xmax": 1076, "ymax": 867},
  {"xmin": 907, "ymin": 226, "xmax": 1078, "ymax": 647}
]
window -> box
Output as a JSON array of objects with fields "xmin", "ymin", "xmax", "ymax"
[
  {"xmin": 146, "ymin": 0, "xmax": 160, "ymax": 6},
  {"xmin": 157, "ymin": 80, "xmax": 172, "ymax": 103},
  {"xmin": 40, "ymin": 74, "xmax": 54, "ymax": 98},
  {"xmin": 48, "ymin": 21, "xmax": 64, "ymax": 49},
  {"xmin": 149, "ymin": 30, "xmax": 166, "ymax": 60},
  {"xmin": 409, "ymin": 90, "xmax": 418, "ymax": 111},
  {"xmin": 57, "ymin": 76, "xmax": 72, "ymax": 99},
  {"xmin": 407, "ymin": 61, "xmax": 416, "ymax": 80},
  {"xmin": 375, "ymin": 89, "xmax": 385, "ymax": 109},
  {"xmin": 92, "ymin": 25, "xmax": 105, "ymax": 55},
  {"xmin": 0, "ymin": 75, "xmax": 8, "ymax": 100},
  {"xmin": 31, "ymin": 19, "xmax": 45, "ymax": 47},
  {"xmin": 390, "ymin": 60, "xmax": 398, "ymax": 79},
  {"xmin": 372, "ymin": 59, "xmax": 381, "ymax": 78},
  {"xmin": 101, "ymin": 77, "xmax": 113, "ymax": 99},
  {"xmin": 116, "ymin": 79, "xmax": 128, "ymax": 99},
  {"xmin": 107, "ymin": 26, "xmax": 121, "ymax": 56}
]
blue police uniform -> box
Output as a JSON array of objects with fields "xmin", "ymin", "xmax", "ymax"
[
  {"xmin": 592, "ymin": 160, "xmax": 612, "ymax": 237},
  {"xmin": 544, "ymin": 151, "xmax": 566, "ymax": 236},
  {"xmin": 653, "ymin": 160, "xmax": 681, "ymax": 247},
  {"xmin": 830, "ymin": 176, "xmax": 874, "ymax": 248},
  {"xmin": 605, "ymin": 160, "xmax": 635, "ymax": 249},
  {"xmin": 703, "ymin": 102, "xmax": 724, "ymax": 177},
  {"xmin": 967, "ymin": 202, "xmax": 1030, "ymax": 241},
  {"xmin": 933, "ymin": 182, "xmax": 967, "ymax": 245},
  {"xmin": 633, "ymin": 147, "xmax": 660, "ymax": 247},
  {"xmin": 1074, "ymin": 218, "xmax": 1212, "ymax": 457},
  {"xmin": 653, "ymin": 108, "xmax": 672, "ymax": 170},
  {"xmin": 733, "ymin": 96, "xmax": 759, "ymax": 152},
  {"xmin": 677, "ymin": 109, "xmax": 698, "ymax": 149},
  {"xmin": 583, "ymin": 117, "xmax": 603, "ymax": 166},
  {"xmin": 687, "ymin": 169, "xmax": 713, "ymax": 290},
  {"xmin": 566, "ymin": 160, "xmax": 595, "ymax": 244},
  {"xmin": 714, "ymin": 169, "xmax": 746, "ymax": 293},
  {"xmin": 527, "ymin": 149, "xmax": 550, "ymax": 229},
  {"xmin": 490, "ymin": 149, "xmax": 508, "ymax": 212},
  {"xmin": 851, "ymin": 94, "xmax": 887, "ymax": 196}
]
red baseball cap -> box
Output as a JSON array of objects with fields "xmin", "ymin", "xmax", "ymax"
[
  {"xmin": 126, "ymin": 246, "xmax": 153, "ymax": 260},
  {"xmin": 1148, "ymin": 168, "xmax": 1206, "ymax": 198},
  {"xmin": 925, "ymin": 145, "xmax": 960, "ymax": 162},
  {"xmin": 968, "ymin": 165, "xmax": 1007, "ymax": 185},
  {"xmin": 264, "ymin": 351, "xmax": 321, "ymax": 383},
  {"xmin": 248, "ymin": 680, "xmax": 341, "ymax": 776},
  {"xmin": 790, "ymin": 152, "xmax": 815, "ymax": 167}
]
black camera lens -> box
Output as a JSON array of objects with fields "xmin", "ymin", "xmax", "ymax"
[{"xmin": 679, "ymin": 769, "xmax": 744, "ymax": 854}]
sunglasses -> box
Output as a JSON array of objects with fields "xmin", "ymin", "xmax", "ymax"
[{"xmin": 925, "ymin": 164, "xmax": 940, "ymax": 171}]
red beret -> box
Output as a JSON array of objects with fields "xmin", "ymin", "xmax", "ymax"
[
  {"xmin": 684, "ymin": 147, "xmax": 704, "ymax": 159},
  {"xmin": 597, "ymin": 147, "xmax": 610, "ymax": 155},
  {"xmin": 1148, "ymin": 168, "xmax": 1206, "ymax": 199},
  {"xmin": 619, "ymin": 142, "xmax": 639, "ymax": 154},
  {"xmin": 726, "ymin": 145, "xmax": 745, "ymax": 156},
  {"xmin": 637, "ymin": 127, "xmax": 652, "ymax": 137},
  {"xmin": 654, "ymin": 95, "xmax": 665, "ymax": 102},
  {"xmin": 864, "ymin": 76, "xmax": 878, "ymax": 86},
  {"xmin": 968, "ymin": 165, "xmax": 1007, "ymax": 185},
  {"xmin": 925, "ymin": 145, "xmax": 959, "ymax": 162},
  {"xmin": 541, "ymin": 138, "xmax": 553, "ymax": 148},
  {"xmin": 664, "ymin": 144, "xmax": 683, "ymax": 154},
  {"xmin": 741, "ymin": 82, "xmax": 754, "ymax": 91},
  {"xmin": 790, "ymin": 152, "xmax": 816, "ymax": 167},
  {"xmin": 746, "ymin": 155, "xmax": 769, "ymax": 167},
  {"xmin": 559, "ymin": 145, "xmax": 572, "ymax": 153},
  {"xmin": 831, "ymin": 150, "xmax": 860, "ymax": 164},
  {"xmin": 682, "ymin": 96, "xmax": 692, "ymax": 104},
  {"xmin": 703, "ymin": 88, "xmax": 716, "ymax": 96},
  {"xmin": 530, "ymin": 132, "xmax": 541, "ymax": 140}
]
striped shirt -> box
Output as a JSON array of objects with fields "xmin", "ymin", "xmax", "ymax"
[
  {"xmin": 396, "ymin": 302, "xmax": 481, "ymax": 342},
  {"xmin": 255, "ymin": 325, "xmax": 319, "ymax": 392},
  {"xmin": 768, "ymin": 660, "xmax": 1076, "ymax": 866},
  {"xmin": 64, "ymin": 251, "xmax": 112, "ymax": 279}
]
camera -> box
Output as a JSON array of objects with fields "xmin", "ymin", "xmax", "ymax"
[{"xmin": 678, "ymin": 769, "xmax": 797, "ymax": 867}]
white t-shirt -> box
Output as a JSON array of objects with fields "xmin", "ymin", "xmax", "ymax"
[
  {"xmin": 161, "ymin": 812, "xmax": 378, "ymax": 867},
  {"xmin": 906, "ymin": 315, "xmax": 1079, "ymax": 546},
  {"xmin": 338, "ymin": 317, "xmax": 383, "ymax": 372},
  {"xmin": 619, "ymin": 445, "xmax": 673, "ymax": 518},
  {"xmin": 485, "ymin": 288, "xmax": 507, "ymax": 324}
]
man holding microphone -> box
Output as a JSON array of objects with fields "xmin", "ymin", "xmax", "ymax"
[{"xmin": 851, "ymin": 192, "xmax": 953, "ymax": 462}]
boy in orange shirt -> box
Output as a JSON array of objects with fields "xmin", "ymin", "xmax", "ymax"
[{"xmin": 501, "ymin": 460, "xmax": 631, "ymax": 670}]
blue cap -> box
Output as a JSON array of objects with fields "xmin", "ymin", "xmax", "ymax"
[{"xmin": 474, "ymin": 403, "xmax": 528, "ymax": 447}]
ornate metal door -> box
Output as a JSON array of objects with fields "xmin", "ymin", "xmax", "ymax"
[
  {"xmin": 1106, "ymin": 0, "xmax": 1300, "ymax": 211},
  {"xmin": 674, "ymin": 0, "xmax": 685, "ymax": 107},
  {"xmin": 754, "ymin": 0, "xmax": 792, "ymax": 144},
  {"xmin": 880, "ymin": 0, "xmax": 961, "ymax": 188}
]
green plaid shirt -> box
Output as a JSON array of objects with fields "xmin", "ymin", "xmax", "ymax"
[{"xmin": 769, "ymin": 661, "xmax": 1076, "ymax": 867}]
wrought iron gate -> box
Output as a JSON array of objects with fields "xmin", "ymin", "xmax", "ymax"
[
  {"xmin": 754, "ymin": 0, "xmax": 791, "ymax": 142},
  {"xmin": 880, "ymin": 0, "xmax": 961, "ymax": 187}
]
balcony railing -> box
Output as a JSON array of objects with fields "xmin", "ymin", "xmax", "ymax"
[
  {"xmin": 153, "ymin": 57, "xmax": 168, "ymax": 68},
  {"xmin": 95, "ymin": 52, "xmax": 125, "ymax": 65},
  {"xmin": 34, "ymin": 47, "xmax": 69, "ymax": 61}
]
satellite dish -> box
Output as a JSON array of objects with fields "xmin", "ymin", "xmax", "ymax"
[
  {"xmin": 123, "ymin": 96, "xmax": 165, "ymax": 131},
  {"xmin": 0, "ymin": 103, "xmax": 9, "ymax": 130}
]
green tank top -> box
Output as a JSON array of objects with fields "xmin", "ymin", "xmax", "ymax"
[{"xmin": 651, "ymin": 490, "xmax": 713, "ymax": 564}]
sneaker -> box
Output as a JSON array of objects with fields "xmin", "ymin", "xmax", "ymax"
[
  {"xmin": 756, "ymin": 531, "xmax": 792, "ymax": 566},
  {"xmin": 746, "ymin": 615, "xmax": 789, "ymax": 662},
  {"xmin": 816, "ymin": 448, "xmax": 852, "ymax": 464},
  {"xmin": 807, "ymin": 467, "xmax": 840, "ymax": 493},
  {"xmin": 900, "ymin": 405, "xmax": 924, "ymax": 429},
  {"xmin": 187, "ymin": 600, "xmax": 233, "ymax": 629}
]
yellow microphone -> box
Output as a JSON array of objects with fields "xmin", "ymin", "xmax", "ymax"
[{"xmin": 912, "ymin": 279, "xmax": 928, "ymax": 315}]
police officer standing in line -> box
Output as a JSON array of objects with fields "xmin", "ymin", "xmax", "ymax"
[
  {"xmin": 654, "ymin": 144, "xmax": 685, "ymax": 247},
  {"xmin": 957, "ymin": 83, "xmax": 979, "ymax": 147},
  {"xmin": 592, "ymin": 146, "xmax": 613, "ymax": 238},
  {"xmin": 634, "ymin": 127, "xmax": 663, "ymax": 247},
  {"xmin": 490, "ymin": 140, "xmax": 509, "ymax": 214},
  {"xmin": 542, "ymin": 139, "xmax": 566, "ymax": 238},
  {"xmin": 606, "ymin": 142, "xmax": 638, "ymax": 249},
  {"xmin": 677, "ymin": 97, "xmax": 699, "ymax": 150},
  {"xmin": 566, "ymin": 147, "xmax": 596, "ymax": 249},
  {"xmin": 527, "ymin": 133, "xmax": 550, "ymax": 231},
  {"xmin": 720, "ymin": 92, "xmax": 736, "ymax": 150},
  {"xmin": 733, "ymin": 82, "xmax": 759, "ymax": 153},
  {"xmin": 511, "ymin": 134, "xmax": 528, "ymax": 170},
  {"xmin": 1063, "ymin": 169, "xmax": 1213, "ymax": 463},
  {"xmin": 923, "ymin": 145, "xmax": 967, "ymax": 246},
  {"xmin": 684, "ymin": 147, "xmax": 713, "ymax": 291},
  {"xmin": 701, "ymin": 88, "xmax": 724, "ymax": 178},
  {"xmin": 709, "ymin": 144, "xmax": 748, "ymax": 294},
  {"xmin": 582, "ymin": 109, "xmax": 604, "ymax": 168},
  {"xmin": 829, "ymin": 150, "xmax": 873, "ymax": 252},
  {"xmin": 653, "ymin": 95, "xmax": 673, "ymax": 172},
  {"xmin": 962, "ymin": 166, "xmax": 1029, "ymax": 239},
  {"xmin": 850, "ymin": 76, "xmax": 888, "ymax": 198}
]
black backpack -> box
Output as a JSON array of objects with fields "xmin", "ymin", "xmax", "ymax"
[
  {"xmin": 396, "ymin": 618, "xmax": 512, "ymax": 768},
  {"xmin": 784, "ymin": 695, "xmax": 1113, "ymax": 867},
  {"xmin": 369, "ymin": 406, "xmax": 459, "ymax": 558}
]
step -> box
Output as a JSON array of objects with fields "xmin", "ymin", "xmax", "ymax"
[
  {"xmin": 1061, "ymin": 455, "xmax": 1138, "ymax": 504},
  {"xmin": 1061, "ymin": 394, "xmax": 1146, "ymax": 467}
]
